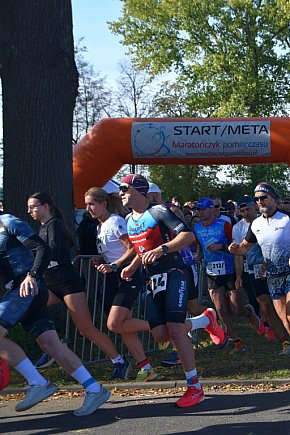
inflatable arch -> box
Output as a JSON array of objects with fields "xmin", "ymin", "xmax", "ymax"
[{"xmin": 73, "ymin": 117, "xmax": 290, "ymax": 207}]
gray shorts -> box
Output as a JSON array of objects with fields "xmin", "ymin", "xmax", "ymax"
[{"xmin": 266, "ymin": 274, "xmax": 290, "ymax": 300}]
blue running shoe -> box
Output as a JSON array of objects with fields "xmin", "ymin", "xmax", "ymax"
[
  {"xmin": 35, "ymin": 353, "xmax": 55, "ymax": 369},
  {"xmin": 109, "ymin": 357, "xmax": 132, "ymax": 380},
  {"xmin": 161, "ymin": 350, "xmax": 181, "ymax": 366},
  {"xmin": 15, "ymin": 382, "xmax": 58, "ymax": 411},
  {"xmin": 74, "ymin": 386, "xmax": 111, "ymax": 416}
]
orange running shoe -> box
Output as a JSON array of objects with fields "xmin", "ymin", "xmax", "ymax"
[
  {"xmin": 204, "ymin": 308, "xmax": 226, "ymax": 345},
  {"xmin": 175, "ymin": 386, "xmax": 205, "ymax": 408}
]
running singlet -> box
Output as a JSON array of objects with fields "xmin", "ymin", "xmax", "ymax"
[
  {"xmin": 126, "ymin": 204, "xmax": 194, "ymax": 275},
  {"xmin": 245, "ymin": 210, "xmax": 290, "ymax": 276},
  {"xmin": 232, "ymin": 218, "xmax": 264, "ymax": 272},
  {"xmin": 194, "ymin": 218, "xmax": 235, "ymax": 276}
]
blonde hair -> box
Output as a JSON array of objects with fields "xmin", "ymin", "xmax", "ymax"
[{"xmin": 85, "ymin": 187, "xmax": 125, "ymax": 215}]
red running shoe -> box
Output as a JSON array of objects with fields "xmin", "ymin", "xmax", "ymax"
[
  {"xmin": 175, "ymin": 386, "xmax": 205, "ymax": 408},
  {"xmin": 204, "ymin": 308, "xmax": 226, "ymax": 345},
  {"xmin": 265, "ymin": 327, "xmax": 276, "ymax": 341},
  {"xmin": 257, "ymin": 319, "xmax": 266, "ymax": 335}
]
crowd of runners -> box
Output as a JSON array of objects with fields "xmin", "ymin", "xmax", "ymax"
[{"xmin": 0, "ymin": 175, "xmax": 289, "ymax": 416}]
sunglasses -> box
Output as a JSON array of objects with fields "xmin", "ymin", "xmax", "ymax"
[
  {"xmin": 254, "ymin": 195, "xmax": 268, "ymax": 202},
  {"xmin": 214, "ymin": 204, "xmax": 221, "ymax": 208},
  {"xmin": 119, "ymin": 184, "xmax": 130, "ymax": 193},
  {"xmin": 283, "ymin": 201, "xmax": 290, "ymax": 204}
]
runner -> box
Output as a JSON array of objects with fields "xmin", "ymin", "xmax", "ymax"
[
  {"xmin": 194, "ymin": 197, "xmax": 260, "ymax": 353},
  {"xmin": 0, "ymin": 211, "xmax": 110, "ymax": 415},
  {"xmin": 232, "ymin": 195, "xmax": 289, "ymax": 353},
  {"xmin": 118, "ymin": 174, "xmax": 227, "ymax": 408},
  {"xmin": 229, "ymin": 182, "xmax": 290, "ymax": 355},
  {"xmin": 27, "ymin": 192, "xmax": 131, "ymax": 380},
  {"xmin": 84, "ymin": 187, "xmax": 157, "ymax": 381}
]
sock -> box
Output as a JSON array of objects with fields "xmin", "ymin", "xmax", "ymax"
[
  {"xmin": 71, "ymin": 366, "xmax": 101, "ymax": 393},
  {"xmin": 279, "ymin": 337, "xmax": 290, "ymax": 346},
  {"xmin": 187, "ymin": 314, "xmax": 210, "ymax": 330},
  {"xmin": 185, "ymin": 368, "xmax": 201, "ymax": 389},
  {"xmin": 137, "ymin": 358, "xmax": 151, "ymax": 370},
  {"xmin": 15, "ymin": 358, "xmax": 48, "ymax": 386},
  {"xmin": 111, "ymin": 355, "xmax": 125, "ymax": 365}
]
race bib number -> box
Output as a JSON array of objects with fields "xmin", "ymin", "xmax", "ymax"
[
  {"xmin": 150, "ymin": 273, "xmax": 167, "ymax": 298},
  {"xmin": 207, "ymin": 261, "xmax": 226, "ymax": 276},
  {"xmin": 97, "ymin": 241, "xmax": 107, "ymax": 254},
  {"xmin": 243, "ymin": 260, "xmax": 249, "ymax": 273},
  {"xmin": 253, "ymin": 264, "xmax": 264, "ymax": 279}
]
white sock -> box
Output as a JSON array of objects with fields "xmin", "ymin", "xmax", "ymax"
[
  {"xmin": 71, "ymin": 365, "xmax": 101, "ymax": 393},
  {"xmin": 187, "ymin": 314, "xmax": 210, "ymax": 330},
  {"xmin": 185, "ymin": 368, "xmax": 201, "ymax": 389},
  {"xmin": 111, "ymin": 355, "xmax": 125, "ymax": 364},
  {"xmin": 15, "ymin": 358, "xmax": 48, "ymax": 386}
]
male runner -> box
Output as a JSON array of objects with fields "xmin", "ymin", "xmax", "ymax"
[
  {"xmin": 229, "ymin": 182, "xmax": 290, "ymax": 355},
  {"xmin": 118, "ymin": 174, "xmax": 226, "ymax": 408}
]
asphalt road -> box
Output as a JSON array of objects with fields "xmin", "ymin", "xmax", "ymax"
[{"xmin": 0, "ymin": 387, "xmax": 289, "ymax": 435}]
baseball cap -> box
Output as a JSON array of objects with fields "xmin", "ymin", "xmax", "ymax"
[
  {"xmin": 148, "ymin": 182, "xmax": 161, "ymax": 193},
  {"xmin": 237, "ymin": 196, "xmax": 255, "ymax": 209},
  {"xmin": 254, "ymin": 182, "xmax": 280, "ymax": 200},
  {"xmin": 196, "ymin": 198, "xmax": 214, "ymax": 209},
  {"xmin": 120, "ymin": 174, "xmax": 149, "ymax": 196}
]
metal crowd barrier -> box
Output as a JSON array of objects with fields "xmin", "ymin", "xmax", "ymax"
[{"xmin": 64, "ymin": 255, "xmax": 206, "ymax": 365}]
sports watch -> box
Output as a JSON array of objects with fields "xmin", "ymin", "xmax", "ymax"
[
  {"xmin": 161, "ymin": 245, "xmax": 169, "ymax": 256},
  {"xmin": 110, "ymin": 263, "xmax": 118, "ymax": 273},
  {"xmin": 27, "ymin": 270, "xmax": 39, "ymax": 279}
]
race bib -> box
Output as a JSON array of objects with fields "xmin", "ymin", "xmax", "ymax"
[
  {"xmin": 253, "ymin": 264, "xmax": 264, "ymax": 279},
  {"xmin": 150, "ymin": 273, "xmax": 167, "ymax": 298},
  {"xmin": 207, "ymin": 261, "xmax": 226, "ymax": 276},
  {"xmin": 243, "ymin": 260, "xmax": 249, "ymax": 273},
  {"xmin": 97, "ymin": 241, "xmax": 108, "ymax": 254}
]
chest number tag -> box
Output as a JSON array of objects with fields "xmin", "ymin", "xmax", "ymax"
[
  {"xmin": 150, "ymin": 273, "xmax": 167, "ymax": 298},
  {"xmin": 207, "ymin": 261, "xmax": 226, "ymax": 276},
  {"xmin": 253, "ymin": 264, "xmax": 264, "ymax": 279}
]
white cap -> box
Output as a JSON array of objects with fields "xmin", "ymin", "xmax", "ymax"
[{"xmin": 148, "ymin": 182, "xmax": 161, "ymax": 193}]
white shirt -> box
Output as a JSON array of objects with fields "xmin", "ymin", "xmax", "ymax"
[{"xmin": 96, "ymin": 214, "xmax": 128, "ymax": 263}]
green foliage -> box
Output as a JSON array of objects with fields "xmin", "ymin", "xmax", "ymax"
[{"xmin": 110, "ymin": 0, "xmax": 290, "ymax": 117}]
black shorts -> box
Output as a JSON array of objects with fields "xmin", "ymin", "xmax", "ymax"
[
  {"xmin": 45, "ymin": 265, "xmax": 85, "ymax": 300},
  {"xmin": 207, "ymin": 273, "xmax": 236, "ymax": 292},
  {"xmin": 102, "ymin": 266, "xmax": 143, "ymax": 314},
  {"xmin": 0, "ymin": 277, "xmax": 55, "ymax": 339},
  {"xmin": 188, "ymin": 265, "xmax": 199, "ymax": 300},
  {"xmin": 247, "ymin": 272, "xmax": 270, "ymax": 298},
  {"xmin": 146, "ymin": 268, "xmax": 189, "ymax": 329}
]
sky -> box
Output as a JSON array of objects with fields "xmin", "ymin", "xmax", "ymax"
[{"xmin": 71, "ymin": 0, "xmax": 126, "ymax": 83}]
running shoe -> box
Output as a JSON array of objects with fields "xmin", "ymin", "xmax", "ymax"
[
  {"xmin": 264, "ymin": 327, "xmax": 276, "ymax": 341},
  {"xmin": 135, "ymin": 367, "xmax": 159, "ymax": 382},
  {"xmin": 175, "ymin": 386, "xmax": 205, "ymax": 408},
  {"xmin": 158, "ymin": 341, "xmax": 171, "ymax": 351},
  {"xmin": 35, "ymin": 353, "xmax": 55, "ymax": 369},
  {"xmin": 217, "ymin": 335, "xmax": 229, "ymax": 350},
  {"xmin": 203, "ymin": 308, "xmax": 226, "ymax": 345},
  {"xmin": 245, "ymin": 304, "xmax": 260, "ymax": 331},
  {"xmin": 15, "ymin": 382, "xmax": 58, "ymax": 412},
  {"xmin": 279, "ymin": 343, "xmax": 290, "ymax": 356},
  {"xmin": 109, "ymin": 357, "xmax": 132, "ymax": 380},
  {"xmin": 161, "ymin": 350, "xmax": 181, "ymax": 366},
  {"xmin": 74, "ymin": 386, "xmax": 111, "ymax": 416},
  {"xmin": 230, "ymin": 339, "xmax": 246, "ymax": 353},
  {"xmin": 256, "ymin": 319, "xmax": 266, "ymax": 335}
]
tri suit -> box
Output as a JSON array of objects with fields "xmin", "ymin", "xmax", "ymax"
[{"xmin": 126, "ymin": 204, "xmax": 194, "ymax": 328}]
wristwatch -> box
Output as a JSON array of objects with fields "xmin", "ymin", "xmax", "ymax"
[
  {"xmin": 27, "ymin": 271, "xmax": 39, "ymax": 279},
  {"xmin": 161, "ymin": 245, "xmax": 169, "ymax": 256},
  {"xmin": 110, "ymin": 263, "xmax": 118, "ymax": 273}
]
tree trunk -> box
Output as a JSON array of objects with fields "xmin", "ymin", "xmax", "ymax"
[{"xmin": 0, "ymin": 0, "xmax": 78, "ymax": 229}]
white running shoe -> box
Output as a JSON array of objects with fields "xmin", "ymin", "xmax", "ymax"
[
  {"xmin": 15, "ymin": 382, "xmax": 58, "ymax": 412},
  {"xmin": 74, "ymin": 386, "xmax": 111, "ymax": 417}
]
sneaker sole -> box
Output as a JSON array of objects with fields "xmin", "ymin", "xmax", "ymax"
[
  {"xmin": 175, "ymin": 395, "xmax": 205, "ymax": 408},
  {"xmin": 161, "ymin": 361, "xmax": 182, "ymax": 367},
  {"xmin": 15, "ymin": 384, "xmax": 58, "ymax": 412},
  {"xmin": 74, "ymin": 390, "xmax": 111, "ymax": 416},
  {"xmin": 35, "ymin": 359, "xmax": 56, "ymax": 369},
  {"xmin": 136, "ymin": 373, "xmax": 159, "ymax": 382}
]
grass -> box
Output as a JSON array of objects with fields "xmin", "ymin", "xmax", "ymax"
[{"xmin": 7, "ymin": 316, "xmax": 290, "ymax": 388}]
